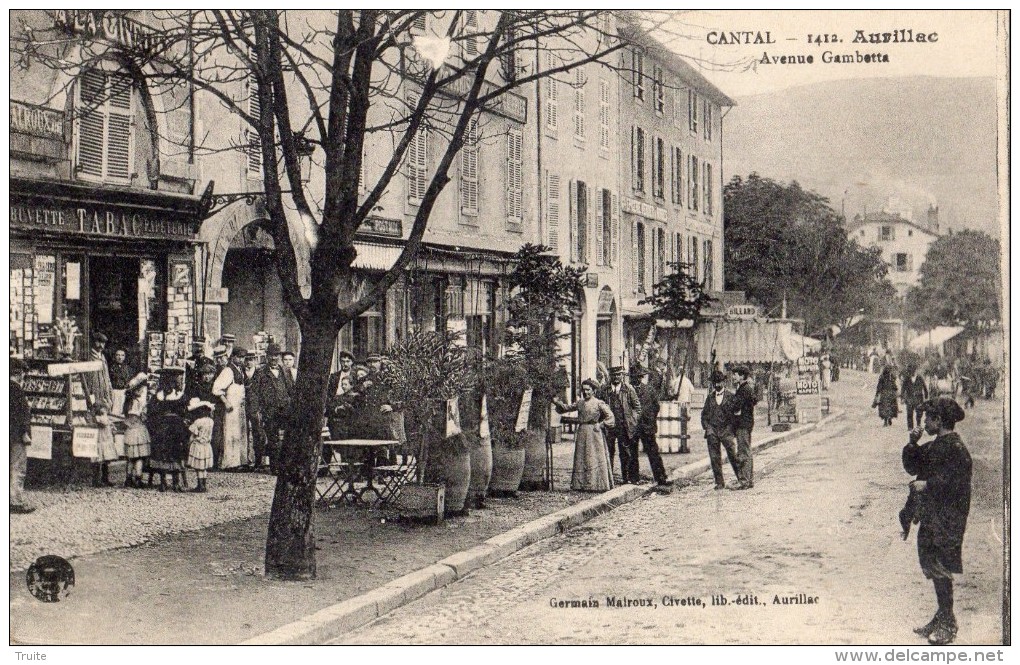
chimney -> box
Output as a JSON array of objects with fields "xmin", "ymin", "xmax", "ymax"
[{"xmin": 927, "ymin": 204, "xmax": 939, "ymax": 233}]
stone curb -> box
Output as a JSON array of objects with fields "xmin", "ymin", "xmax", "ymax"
[{"xmin": 242, "ymin": 407, "xmax": 845, "ymax": 645}]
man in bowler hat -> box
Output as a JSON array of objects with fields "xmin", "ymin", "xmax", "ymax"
[{"xmin": 701, "ymin": 370, "xmax": 742, "ymax": 490}]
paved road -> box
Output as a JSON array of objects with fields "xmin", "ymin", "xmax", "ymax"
[{"xmin": 337, "ymin": 370, "xmax": 1004, "ymax": 645}]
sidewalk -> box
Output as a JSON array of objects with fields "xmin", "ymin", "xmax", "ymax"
[{"xmin": 11, "ymin": 378, "xmax": 854, "ymax": 645}]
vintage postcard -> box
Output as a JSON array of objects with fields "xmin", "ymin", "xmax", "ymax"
[{"xmin": 7, "ymin": 9, "xmax": 1008, "ymax": 653}]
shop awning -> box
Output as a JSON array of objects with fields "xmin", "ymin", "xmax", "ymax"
[
  {"xmin": 696, "ymin": 319, "xmax": 799, "ymax": 364},
  {"xmin": 783, "ymin": 332, "xmax": 822, "ymax": 360},
  {"xmin": 352, "ymin": 242, "xmax": 403, "ymax": 271},
  {"xmin": 908, "ymin": 326, "xmax": 965, "ymax": 351}
]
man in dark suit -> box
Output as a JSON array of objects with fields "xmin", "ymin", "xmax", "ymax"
[
  {"xmin": 901, "ymin": 366, "xmax": 929, "ymax": 430},
  {"xmin": 701, "ymin": 370, "xmax": 741, "ymax": 490},
  {"xmin": 599, "ymin": 365, "xmax": 642, "ymax": 484},
  {"xmin": 251, "ymin": 343, "xmax": 294, "ymax": 473},
  {"xmin": 731, "ymin": 365, "xmax": 757, "ymax": 489},
  {"xmin": 631, "ymin": 365, "xmax": 671, "ymax": 493}
]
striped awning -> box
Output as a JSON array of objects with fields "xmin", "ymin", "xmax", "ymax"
[
  {"xmin": 352, "ymin": 242, "xmax": 403, "ymax": 271},
  {"xmin": 697, "ymin": 319, "xmax": 798, "ymax": 364}
]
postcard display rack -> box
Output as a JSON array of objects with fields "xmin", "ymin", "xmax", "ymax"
[{"xmin": 23, "ymin": 362, "xmax": 98, "ymax": 482}]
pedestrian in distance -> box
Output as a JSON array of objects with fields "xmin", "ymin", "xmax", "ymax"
[
  {"xmin": 874, "ymin": 365, "xmax": 899, "ymax": 427},
  {"xmin": 902, "ymin": 397, "xmax": 972, "ymax": 645},
  {"xmin": 598, "ymin": 366, "xmax": 642, "ymax": 484},
  {"xmin": 901, "ymin": 365, "xmax": 929, "ymax": 431},
  {"xmin": 701, "ymin": 370, "xmax": 742, "ymax": 490},
  {"xmin": 186, "ymin": 398, "xmax": 216, "ymax": 493},
  {"xmin": 10, "ymin": 358, "xmax": 35, "ymax": 514},
  {"xmin": 630, "ymin": 365, "xmax": 672, "ymax": 494},
  {"xmin": 730, "ymin": 365, "xmax": 757, "ymax": 489},
  {"xmin": 553, "ymin": 379, "xmax": 615, "ymax": 492},
  {"xmin": 122, "ymin": 373, "xmax": 152, "ymax": 489}
]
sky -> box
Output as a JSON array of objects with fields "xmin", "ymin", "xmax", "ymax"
[{"xmin": 656, "ymin": 10, "xmax": 1002, "ymax": 98}]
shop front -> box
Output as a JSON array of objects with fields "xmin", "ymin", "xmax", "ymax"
[{"xmin": 10, "ymin": 176, "xmax": 204, "ymax": 480}]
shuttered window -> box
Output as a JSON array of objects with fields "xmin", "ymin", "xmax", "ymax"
[
  {"xmin": 632, "ymin": 48, "xmax": 644, "ymax": 101},
  {"xmin": 601, "ymin": 189, "xmax": 613, "ymax": 266},
  {"xmin": 653, "ymin": 136, "xmax": 665, "ymax": 200},
  {"xmin": 653, "ymin": 65, "xmax": 664, "ymax": 114},
  {"xmin": 546, "ymin": 172, "xmax": 561, "ymax": 251},
  {"xmin": 573, "ymin": 69, "xmax": 586, "ymax": 140},
  {"xmin": 657, "ymin": 228, "xmax": 666, "ymax": 285},
  {"xmin": 704, "ymin": 239, "xmax": 714, "ymax": 290},
  {"xmin": 690, "ymin": 236, "xmax": 699, "ymax": 282},
  {"xmin": 671, "ymin": 146, "xmax": 684, "ymax": 206},
  {"xmin": 632, "ymin": 126, "xmax": 645, "ymax": 193},
  {"xmin": 705, "ymin": 162, "xmax": 713, "ymax": 215},
  {"xmin": 463, "ymin": 10, "xmax": 479, "ymax": 58},
  {"xmin": 460, "ymin": 115, "xmax": 479, "ymax": 217},
  {"xmin": 704, "ymin": 98, "xmax": 713, "ymax": 141},
  {"xmin": 689, "ymin": 155, "xmax": 699, "ymax": 211},
  {"xmin": 406, "ymin": 92, "xmax": 429, "ymax": 203},
  {"xmin": 246, "ymin": 58, "xmax": 262, "ymax": 176},
  {"xmin": 610, "ymin": 193, "xmax": 619, "ymax": 266},
  {"xmin": 75, "ymin": 69, "xmax": 134, "ymax": 183},
  {"xmin": 545, "ymin": 51, "xmax": 558, "ymax": 131},
  {"xmin": 571, "ymin": 180, "xmax": 588, "ymax": 265},
  {"xmin": 598, "ymin": 79, "xmax": 610, "ymax": 151},
  {"xmin": 506, "ymin": 128, "xmax": 523, "ymax": 226},
  {"xmin": 688, "ymin": 89, "xmax": 698, "ymax": 134},
  {"xmin": 673, "ymin": 87, "xmax": 683, "ymax": 128}
]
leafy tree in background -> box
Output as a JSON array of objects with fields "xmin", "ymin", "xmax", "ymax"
[
  {"xmin": 906, "ymin": 230, "xmax": 1001, "ymax": 332},
  {"xmin": 723, "ymin": 173, "xmax": 896, "ymax": 335}
]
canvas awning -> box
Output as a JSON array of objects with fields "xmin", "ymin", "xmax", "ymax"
[
  {"xmin": 908, "ymin": 326, "xmax": 965, "ymax": 351},
  {"xmin": 696, "ymin": 319, "xmax": 799, "ymax": 364},
  {"xmin": 352, "ymin": 242, "xmax": 403, "ymax": 271},
  {"xmin": 783, "ymin": 332, "xmax": 822, "ymax": 360}
]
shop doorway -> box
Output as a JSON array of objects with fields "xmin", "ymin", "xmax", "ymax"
[{"xmin": 89, "ymin": 255, "xmax": 141, "ymax": 359}]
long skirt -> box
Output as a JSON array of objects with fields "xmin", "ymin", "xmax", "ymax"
[
  {"xmin": 571, "ymin": 423, "xmax": 614, "ymax": 492},
  {"xmin": 877, "ymin": 392, "xmax": 898, "ymax": 421},
  {"xmin": 123, "ymin": 415, "xmax": 151, "ymax": 459}
]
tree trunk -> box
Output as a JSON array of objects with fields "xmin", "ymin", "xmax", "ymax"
[{"xmin": 264, "ymin": 319, "xmax": 338, "ymax": 580}]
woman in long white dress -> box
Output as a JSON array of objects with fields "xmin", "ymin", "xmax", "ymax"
[
  {"xmin": 212, "ymin": 348, "xmax": 252, "ymax": 469},
  {"xmin": 553, "ymin": 379, "xmax": 616, "ymax": 492}
]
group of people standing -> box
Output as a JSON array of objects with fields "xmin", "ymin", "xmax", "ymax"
[
  {"xmin": 552, "ymin": 363, "xmax": 758, "ymax": 495},
  {"xmin": 873, "ymin": 355, "xmax": 996, "ymax": 429}
]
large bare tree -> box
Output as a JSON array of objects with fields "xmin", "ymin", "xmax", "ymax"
[{"xmin": 12, "ymin": 9, "xmax": 683, "ymax": 579}]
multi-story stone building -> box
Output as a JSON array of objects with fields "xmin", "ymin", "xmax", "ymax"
[
  {"xmin": 848, "ymin": 201, "xmax": 941, "ymax": 298},
  {"xmin": 10, "ymin": 10, "xmax": 204, "ymax": 368},
  {"xmin": 615, "ymin": 18, "xmax": 733, "ymax": 364}
]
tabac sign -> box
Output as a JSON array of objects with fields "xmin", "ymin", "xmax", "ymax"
[{"xmin": 10, "ymin": 201, "xmax": 195, "ymax": 242}]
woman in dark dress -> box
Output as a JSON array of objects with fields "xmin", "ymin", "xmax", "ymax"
[
  {"xmin": 146, "ymin": 368, "xmax": 190, "ymax": 491},
  {"xmin": 901, "ymin": 397, "xmax": 972, "ymax": 645},
  {"xmin": 874, "ymin": 365, "xmax": 899, "ymax": 426}
]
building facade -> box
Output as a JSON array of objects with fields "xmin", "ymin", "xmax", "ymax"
[
  {"xmin": 849, "ymin": 204, "xmax": 941, "ymax": 298},
  {"xmin": 616, "ymin": 20, "xmax": 733, "ymax": 368},
  {"xmin": 11, "ymin": 10, "xmax": 204, "ymax": 370}
]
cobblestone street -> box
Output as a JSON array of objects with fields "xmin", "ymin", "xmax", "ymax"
[{"xmin": 339, "ymin": 370, "xmax": 1004, "ymax": 645}]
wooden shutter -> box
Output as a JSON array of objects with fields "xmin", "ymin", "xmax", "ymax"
[
  {"xmin": 464, "ymin": 10, "xmax": 479, "ymax": 58},
  {"xmin": 702, "ymin": 161, "xmax": 709, "ymax": 215},
  {"xmin": 506, "ymin": 128, "xmax": 523, "ymax": 225},
  {"xmin": 545, "ymin": 51, "xmax": 558, "ymax": 130},
  {"xmin": 76, "ymin": 69, "xmax": 107, "ymax": 179},
  {"xmin": 611, "ymin": 192, "xmax": 619, "ymax": 266},
  {"xmin": 585, "ymin": 181, "xmax": 594, "ymax": 265},
  {"xmin": 106, "ymin": 73, "xmax": 133, "ymax": 181},
  {"xmin": 574, "ymin": 69, "xmax": 585, "ymax": 139},
  {"xmin": 598, "ymin": 79, "xmax": 610, "ymax": 151},
  {"xmin": 568, "ymin": 180, "xmax": 578, "ymax": 263},
  {"xmin": 546, "ymin": 172, "xmax": 560, "ymax": 251},
  {"xmin": 461, "ymin": 115, "xmax": 478, "ymax": 215},
  {"xmin": 594, "ymin": 189, "xmax": 604, "ymax": 266},
  {"xmin": 247, "ymin": 61, "xmax": 262, "ymax": 175},
  {"xmin": 406, "ymin": 91, "xmax": 428, "ymax": 202},
  {"xmin": 631, "ymin": 220, "xmax": 640, "ymax": 293},
  {"xmin": 630, "ymin": 125, "xmax": 636, "ymax": 191}
]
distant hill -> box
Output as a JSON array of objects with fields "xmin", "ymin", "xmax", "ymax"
[{"xmin": 723, "ymin": 77, "xmax": 999, "ymax": 238}]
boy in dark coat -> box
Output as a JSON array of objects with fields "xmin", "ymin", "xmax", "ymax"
[{"xmin": 901, "ymin": 397, "xmax": 972, "ymax": 645}]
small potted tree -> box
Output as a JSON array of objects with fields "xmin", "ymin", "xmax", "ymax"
[
  {"xmin": 379, "ymin": 329, "xmax": 476, "ymax": 519},
  {"xmin": 491, "ymin": 244, "xmax": 584, "ymax": 493}
]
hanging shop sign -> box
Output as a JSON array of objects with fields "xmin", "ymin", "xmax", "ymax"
[{"xmin": 10, "ymin": 202, "xmax": 195, "ymax": 242}]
